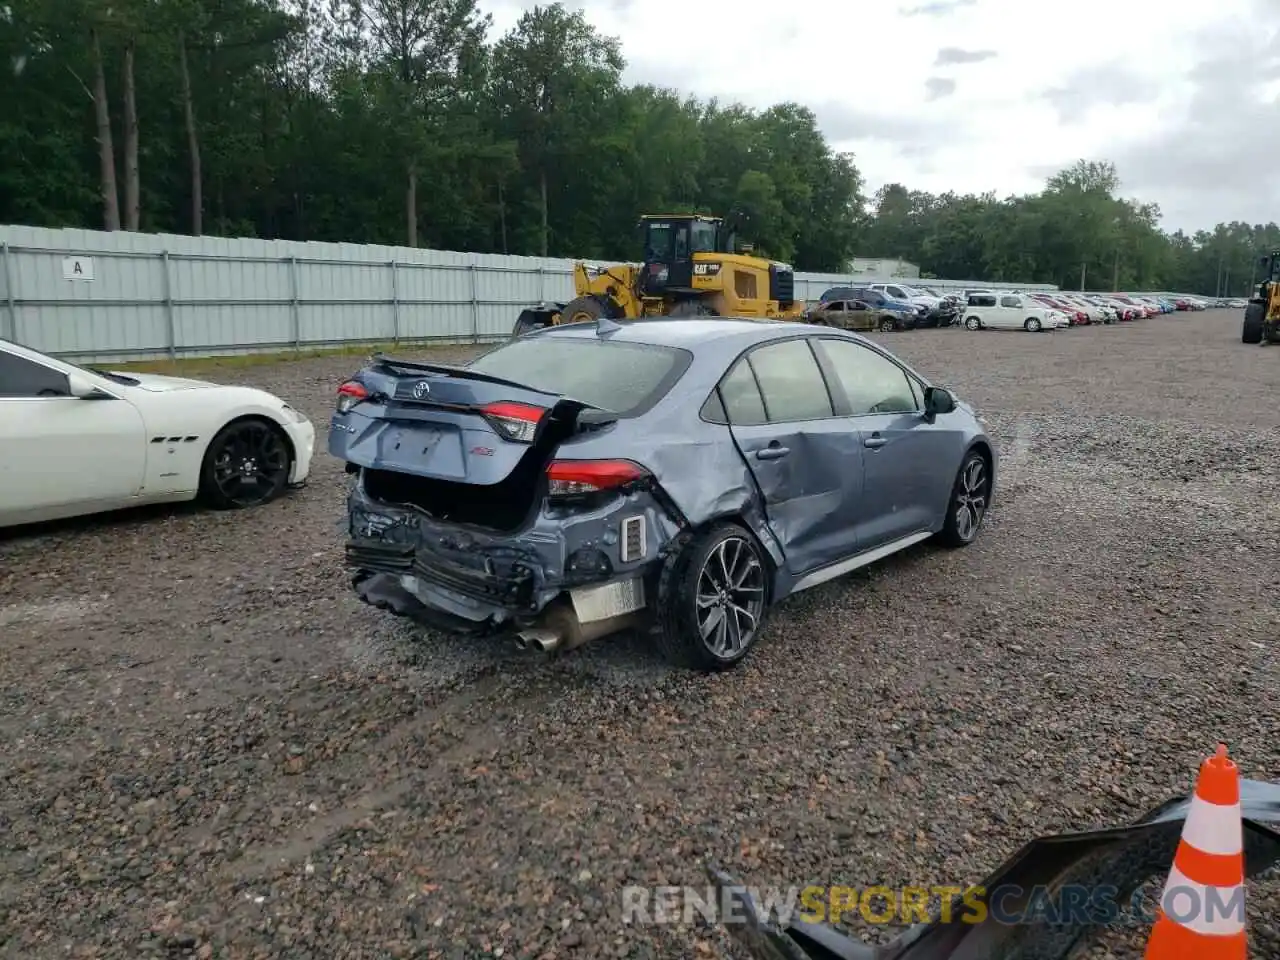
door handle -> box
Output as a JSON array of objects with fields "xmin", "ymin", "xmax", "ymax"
[
  {"xmin": 755, "ymin": 445, "xmax": 790, "ymax": 461},
  {"xmin": 863, "ymin": 433, "xmax": 887, "ymax": 449}
]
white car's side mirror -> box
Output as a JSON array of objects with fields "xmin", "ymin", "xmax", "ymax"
[{"xmin": 67, "ymin": 371, "xmax": 111, "ymax": 400}]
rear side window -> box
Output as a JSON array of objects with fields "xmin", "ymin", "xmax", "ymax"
[
  {"xmin": 716, "ymin": 357, "xmax": 768, "ymax": 425},
  {"xmin": 1000, "ymin": 296, "xmax": 1021, "ymax": 308},
  {"xmin": 469, "ymin": 337, "xmax": 691, "ymax": 416},
  {"xmin": 968, "ymin": 294, "xmax": 996, "ymax": 307}
]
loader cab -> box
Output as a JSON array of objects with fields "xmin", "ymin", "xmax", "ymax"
[{"xmin": 639, "ymin": 215, "xmax": 725, "ymax": 294}]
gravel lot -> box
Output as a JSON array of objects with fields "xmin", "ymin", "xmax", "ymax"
[{"xmin": 2, "ymin": 309, "xmax": 1278, "ymax": 959}]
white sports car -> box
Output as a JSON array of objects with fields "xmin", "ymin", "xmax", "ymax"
[{"xmin": 0, "ymin": 338, "xmax": 316, "ymax": 529}]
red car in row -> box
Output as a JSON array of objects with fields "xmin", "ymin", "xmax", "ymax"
[{"xmin": 1029, "ymin": 293, "xmax": 1093, "ymax": 325}]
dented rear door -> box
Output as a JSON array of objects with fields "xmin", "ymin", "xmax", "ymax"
[{"xmin": 719, "ymin": 339, "xmax": 865, "ymax": 576}]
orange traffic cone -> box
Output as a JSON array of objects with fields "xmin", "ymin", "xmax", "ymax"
[{"xmin": 1143, "ymin": 744, "xmax": 1247, "ymax": 959}]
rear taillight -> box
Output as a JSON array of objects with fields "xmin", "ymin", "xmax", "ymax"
[
  {"xmin": 546, "ymin": 460, "xmax": 648, "ymax": 497},
  {"xmin": 480, "ymin": 401, "xmax": 546, "ymax": 443},
  {"xmin": 336, "ymin": 380, "xmax": 368, "ymax": 414}
]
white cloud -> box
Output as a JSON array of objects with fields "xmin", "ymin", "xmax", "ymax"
[{"xmin": 479, "ymin": 0, "xmax": 1271, "ymax": 232}]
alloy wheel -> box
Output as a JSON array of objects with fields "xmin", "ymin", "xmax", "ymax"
[
  {"xmin": 211, "ymin": 421, "xmax": 290, "ymax": 507},
  {"xmin": 695, "ymin": 536, "xmax": 766, "ymax": 659},
  {"xmin": 954, "ymin": 457, "xmax": 989, "ymax": 542}
]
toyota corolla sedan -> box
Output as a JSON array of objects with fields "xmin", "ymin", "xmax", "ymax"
[{"xmin": 329, "ymin": 318, "xmax": 996, "ymax": 672}]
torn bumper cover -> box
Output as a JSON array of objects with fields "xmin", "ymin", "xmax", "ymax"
[
  {"xmin": 344, "ymin": 483, "xmax": 680, "ymax": 639},
  {"xmin": 707, "ymin": 778, "xmax": 1280, "ymax": 960}
]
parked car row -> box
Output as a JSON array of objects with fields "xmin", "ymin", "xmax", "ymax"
[{"xmin": 807, "ymin": 279, "xmax": 1238, "ymax": 335}]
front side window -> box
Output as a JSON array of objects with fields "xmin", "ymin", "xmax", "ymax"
[
  {"xmin": 813, "ymin": 339, "xmax": 919, "ymax": 416},
  {"xmin": 0, "ymin": 352, "xmax": 71, "ymax": 398}
]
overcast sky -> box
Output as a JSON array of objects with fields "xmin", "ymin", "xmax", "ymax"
[{"xmin": 478, "ymin": 0, "xmax": 1280, "ymax": 234}]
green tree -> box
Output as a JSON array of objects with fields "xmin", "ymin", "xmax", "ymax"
[{"xmin": 489, "ymin": 3, "xmax": 623, "ymax": 257}]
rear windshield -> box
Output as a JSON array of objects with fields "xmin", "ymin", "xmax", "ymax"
[{"xmin": 469, "ymin": 337, "xmax": 692, "ymax": 416}]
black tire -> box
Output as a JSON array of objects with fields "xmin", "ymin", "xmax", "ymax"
[
  {"xmin": 560, "ymin": 295, "xmax": 611, "ymax": 326},
  {"xmin": 1024, "ymin": 316, "xmax": 1043, "ymax": 333},
  {"xmin": 512, "ymin": 308, "xmax": 554, "ymax": 337},
  {"xmin": 198, "ymin": 417, "xmax": 293, "ymax": 510},
  {"xmin": 965, "ymin": 315, "xmax": 981, "ymax": 331},
  {"xmin": 878, "ymin": 317, "xmax": 896, "ymax": 333},
  {"xmin": 936, "ymin": 449, "xmax": 991, "ymax": 548},
  {"xmin": 652, "ymin": 523, "xmax": 770, "ymax": 671},
  {"xmin": 1243, "ymin": 301, "xmax": 1265, "ymax": 343}
]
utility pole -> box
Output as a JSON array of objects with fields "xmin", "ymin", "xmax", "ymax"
[
  {"xmin": 1215, "ymin": 255, "xmax": 1223, "ymax": 297},
  {"xmin": 1249, "ymin": 258, "xmax": 1257, "ymax": 293},
  {"xmin": 1112, "ymin": 248, "xmax": 1120, "ymax": 291},
  {"xmin": 1079, "ymin": 261, "xmax": 1087, "ymax": 291},
  {"xmin": 1224, "ymin": 265, "xmax": 1231, "ymax": 297}
]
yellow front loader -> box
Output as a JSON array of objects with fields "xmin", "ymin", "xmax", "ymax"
[
  {"xmin": 512, "ymin": 215, "xmax": 807, "ymax": 336},
  {"xmin": 1242, "ymin": 250, "xmax": 1280, "ymax": 344}
]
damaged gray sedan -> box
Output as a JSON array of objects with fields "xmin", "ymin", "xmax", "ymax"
[{"xmin": 328, "ymin": 318, "xmax": 996, "ymax": 671}]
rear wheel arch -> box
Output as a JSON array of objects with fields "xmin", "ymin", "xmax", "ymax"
[
  {"xmin": 663, "ymin": 512, "xmax": 781, "ymax": 597},
  {"xmin": 650, "ymin": 517, "xmax": 776, "ymax": 671}
]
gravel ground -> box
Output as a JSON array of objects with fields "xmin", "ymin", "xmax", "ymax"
[{"xmin": 2, "ymin": 309, "xmax": 1278, "ymax": 959}]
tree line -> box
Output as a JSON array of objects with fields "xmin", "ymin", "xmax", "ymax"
[{"xmin": 0, "ymin": 0, "xmax": 1272, "ymax": 294}]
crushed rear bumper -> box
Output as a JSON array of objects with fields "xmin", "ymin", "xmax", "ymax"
[{"xmin": 342, "ymin": 483, "xmax": 681, "ymax": 635}]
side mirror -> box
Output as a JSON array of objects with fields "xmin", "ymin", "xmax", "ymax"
[
  {"xmin": 924, "ymin": 386, "xmax": 956, "ymax": 417},
  {"xmin": 67, "ymin": 371, "xmax": 111, "ymax": 399}
]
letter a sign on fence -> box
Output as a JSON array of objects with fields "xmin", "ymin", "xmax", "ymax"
[{"xmin": 62, "ymin": 256, "xmax": 95, "ymax": 281}]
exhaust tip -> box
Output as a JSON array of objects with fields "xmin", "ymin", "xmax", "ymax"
[{"xmin": 517, "ymin": 628, "xmax": 563, "ymax": 654}]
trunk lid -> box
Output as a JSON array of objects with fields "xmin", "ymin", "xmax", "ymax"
[{"xmin": 328, "ymin": 356, "xmax": 599, "ymax": 485}]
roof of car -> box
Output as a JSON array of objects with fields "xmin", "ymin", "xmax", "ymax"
[{"xmin": 529, "ymin": 316, "xmax": 845, "ymax": 349}]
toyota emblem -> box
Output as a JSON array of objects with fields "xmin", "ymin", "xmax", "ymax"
[{"xmin": 411, "ymin": 380, "xmax": 431, "ymax": 399}]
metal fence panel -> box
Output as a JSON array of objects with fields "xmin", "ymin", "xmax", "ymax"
[{"xmin": 0, "ymin": 224, "xmax": 1061, "ymax": 362}]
